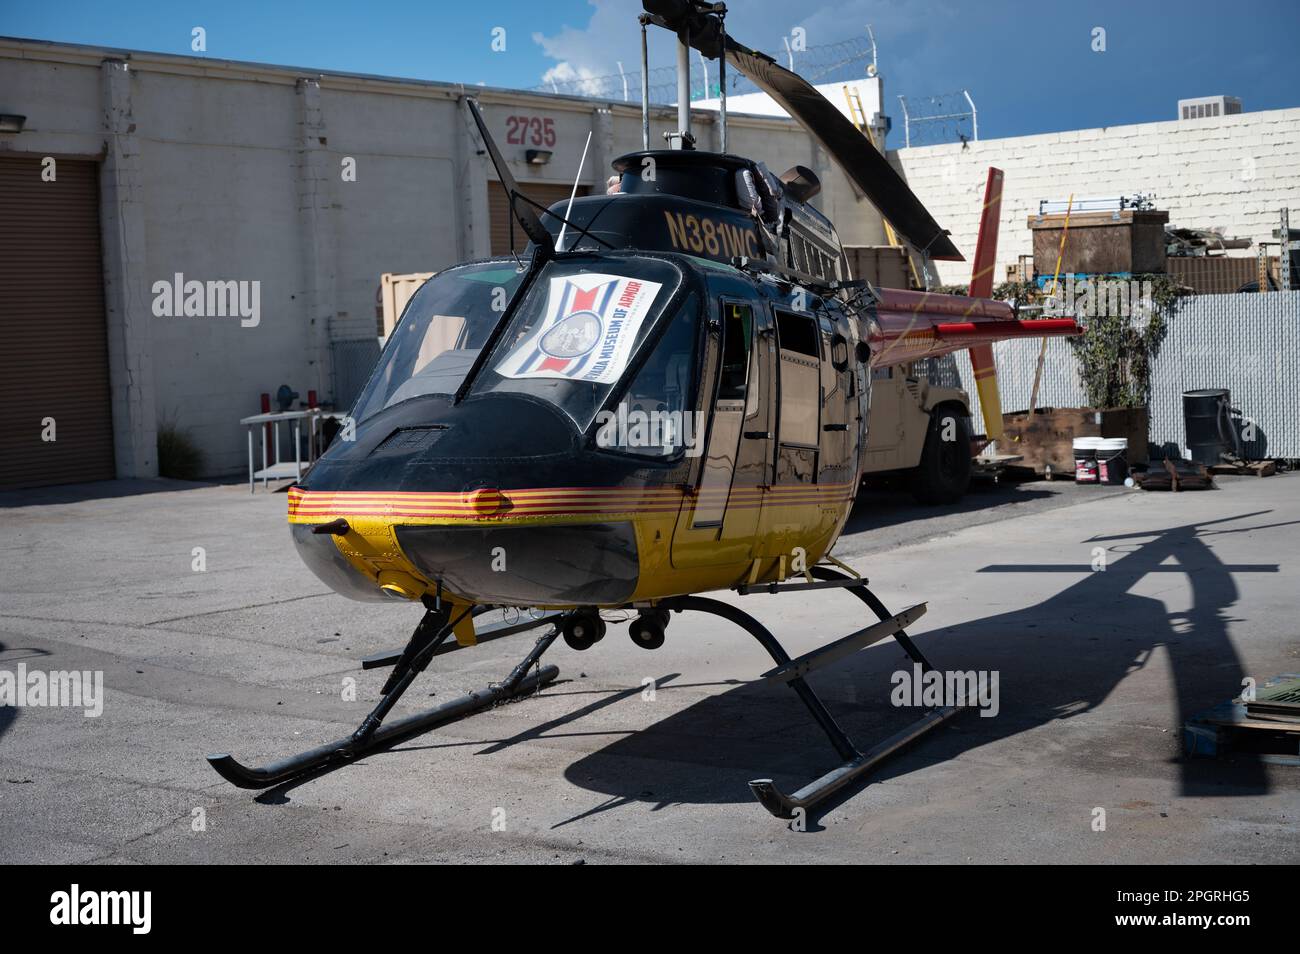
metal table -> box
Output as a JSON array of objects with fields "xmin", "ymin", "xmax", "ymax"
[{"xmin": 240, "ymin": 409, "xmax": 348, "ymax": 492}]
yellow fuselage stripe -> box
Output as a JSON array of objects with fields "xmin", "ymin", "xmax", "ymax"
[{"xmin": 290, "ymin": 484, "xmax": 854, "ymax": 605}]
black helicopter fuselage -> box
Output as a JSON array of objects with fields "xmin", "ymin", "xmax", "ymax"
[{"xmin": 289, "ymin": 166, "xmax": 870, "ymax": 613}]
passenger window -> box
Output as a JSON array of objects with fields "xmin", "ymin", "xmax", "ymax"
[
  {"xmin": 718, "ymin": 302, "xmax": 752, "ymax": 401},
  {"xmin": 775, "ymin": 310, "xmax": 819, "ymax": 357}
]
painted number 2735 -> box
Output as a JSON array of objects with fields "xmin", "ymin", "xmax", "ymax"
[{"xmin": 505, "ymin": 115, "xmax": 556, "ymax": 147}]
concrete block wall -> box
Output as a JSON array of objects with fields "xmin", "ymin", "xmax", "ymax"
[
  {"xmin": 1, "ymin": 38, "xmax": 885, "ymax": 478},
  {"xmin": 890, "ymin": 108, "xmax": 1300, "ymax": 286}
]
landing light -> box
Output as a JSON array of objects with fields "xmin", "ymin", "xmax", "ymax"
[{"xmin": 377, "ymin": 570, "xmax": 425, "ymax": 601}]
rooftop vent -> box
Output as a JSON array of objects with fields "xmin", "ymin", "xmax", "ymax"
[{"xmin": 1178, "ymin": 95, "xmax": 1242, "ymax": 120}]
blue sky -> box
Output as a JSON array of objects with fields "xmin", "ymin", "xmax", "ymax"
[{"xmin": 3, "ymin": 0, "xmax": 1298, "ymax": 140}]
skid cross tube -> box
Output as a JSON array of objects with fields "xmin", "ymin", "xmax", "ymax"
[
  {"xmin": 361, "ymin": 611, "xmax": 566, "ymax": 669},
  {"xmin": 761, "ymin": 603, "xmax": 928, "ymax": 683},
  {"xmin": 810, "ymin": 565, "xmax": 935, "ymax": 671},
  {"xmin": 663, "ymin": 574, "xmax": 962, "ymax": 819},
  {"xmin": 663, "ymin": 595, "xmax": 859, "ymax": 762},
  {"xmin": 207, "ymin": 610, "xmax": 561, "ymax": 790}
]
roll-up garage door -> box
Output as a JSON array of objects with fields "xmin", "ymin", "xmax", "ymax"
[
  {"xmin": 0, "ymin": 155, "xmax": 115, "ymax": 489},
  {"xmin": 488, "ymin": 182, "xmax": 589, "ymax": 257}
]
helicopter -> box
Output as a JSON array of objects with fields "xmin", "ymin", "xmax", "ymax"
[{"xmin": 207, "ymin": 0, "xmax": 1080, "ymax": 818}]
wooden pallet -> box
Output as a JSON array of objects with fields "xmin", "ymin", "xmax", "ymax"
[
  {"xmin": 1184, "ymin": 674, "xmax": 1300, "ymax": 763},
  {"xmin": 1208, "ymin": 460, "xmax": 1277, "ymax": 477},
  {"xmin": 1133, "ymin": 459, "xmax": 1214, "ymax": 491}
]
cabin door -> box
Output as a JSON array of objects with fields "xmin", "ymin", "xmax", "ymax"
[
  {"xmin": 751, "ymin": 307, "xmax": 824, "ymax": 571},
  {"xmin": 670, "ymin": 297, "xmax": 772, "ymax": 569}
]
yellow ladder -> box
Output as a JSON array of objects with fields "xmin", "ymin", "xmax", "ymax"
[{"xmin": 844, "ymin": 86, "xmax": 921, "ymax": 288}]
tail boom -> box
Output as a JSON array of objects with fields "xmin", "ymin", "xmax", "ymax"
[{"xmin": 868, "ymin": 290, "xmax": 1079, "ymax": 368}]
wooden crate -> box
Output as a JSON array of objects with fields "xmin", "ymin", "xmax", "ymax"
[
  {"xmin": 1029, "ymin": 210, "xmax": 1169, "ymax": 275},
  {"xmin": 842, "ymin": 245, "xmax": 912, "ymax": 289},
  {"xmin": 1208, "ymin": 459, "xmax": 1277, "ymax": 477},
  {"xmin": 1001, "ymin": 406, "xmax": 1149, "ymax": 476},
  {"xmin": 379, "ymin": 271, "xmax": 435, "ymax": 337}
]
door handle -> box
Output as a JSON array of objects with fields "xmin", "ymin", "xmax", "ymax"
[
  {"xmin": 823, "ymin": 423, "xmax": 848, "ymax": 432},
  {"xmin": 744, "ymin": 431, "xmax": 773, "ymax": 440}
]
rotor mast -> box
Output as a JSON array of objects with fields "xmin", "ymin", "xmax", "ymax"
[
  {"xmin": 643, "ymin": 1, "xmax": 728, "ymax": 151},
  {"xmin": 673, "ymin": 33, "xmax": 693, "ymax": 149}
]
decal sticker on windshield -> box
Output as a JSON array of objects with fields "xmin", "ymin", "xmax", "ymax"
[{"xmin": 494, "ymin": 273, "xmax": 663, "ymax": 385}]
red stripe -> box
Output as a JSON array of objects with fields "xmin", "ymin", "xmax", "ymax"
[
  {"xmin": 570, "ymin": 284, "xmax": 600, "ymax": 312},
  {"xmin": 290, "ymin": 483, "xmax": 850, "ymax": 499}
]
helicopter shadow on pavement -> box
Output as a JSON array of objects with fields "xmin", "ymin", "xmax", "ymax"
[
  {"xmin": 556, "ymin": 510, "xmax": 1284, "ymax": 826},
  {"xmin": 0, "ymin": 642, "xmax": 53, "ymax": 745}
]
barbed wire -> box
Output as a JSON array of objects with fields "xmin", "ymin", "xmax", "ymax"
[
  {"xmin": 530, "ymin": 37, "xmax": 977, "ymax": 148},
  {"xmin": 531, "ymin": 36, "xmax": 876, "ymax": 105},
  {"xmin": 896, "ymin": 91, "xmax": 977, "ymax": 147}
]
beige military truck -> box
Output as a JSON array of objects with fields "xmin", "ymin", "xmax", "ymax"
[
  {"xmin": 844, "ymin": 246, "xmax": 983, "ymax": 504},
  {"xmin": 864, "ymin": 362, "xmax": 976, "ymax": 504}
]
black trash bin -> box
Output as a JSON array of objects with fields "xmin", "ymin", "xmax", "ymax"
[{"xmin": 1182, "ymin": 389, "xmax": 1238, "ymax": 465}]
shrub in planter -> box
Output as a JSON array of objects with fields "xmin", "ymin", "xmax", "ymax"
[{"xmin": 157, "ymin": 418, "xmax": 205, "ymax": 480}]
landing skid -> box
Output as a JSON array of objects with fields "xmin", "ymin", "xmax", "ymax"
[
  {"xmin": 206, "ymin": 603, "xmax": 559, "ymax": 789},
  {"xmin": 664, "ymin": 566, "xmax": 964, "ymax": 819},
  {"xmin": 207, "ymin": 571, "xmax": 962, "ymax": 819}
]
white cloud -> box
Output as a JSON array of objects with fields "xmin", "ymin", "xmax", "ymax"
[
  {"xmin": 537, "ymin": 60, "xmax": 609, "ymax": 97},
  {"xmin": 529, "ymin": 0, "xmax": 956, "ymax": 88}
]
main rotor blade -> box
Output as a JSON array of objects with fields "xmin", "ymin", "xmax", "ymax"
[
  {"xmin": 721, "ymin": 39, "xmax": 963, "ymax": 261},
  {"xmin": 464, "ymin": 98, "xmax": 555, "ymax": 255}
]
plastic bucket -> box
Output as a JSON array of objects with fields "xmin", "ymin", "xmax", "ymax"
[
  {"xmin": 1073, "ymin": 437, "xmax": 1103, "ymax": 483},
  {"xmin": 1096, "ymin": 437, "xmax": 1129, "ymax": 484}
]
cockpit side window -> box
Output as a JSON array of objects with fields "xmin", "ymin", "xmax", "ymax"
[
  {"xmin": 717, "ymin": 301, "xmax": 752, "ymax": 402},
  {"xmin": 350, "ymin": 263, "xmax": 525, "ymax": 424},
  {"xmin": 593, "ymin": 290, "xmax": 701, "ymax": 458}
]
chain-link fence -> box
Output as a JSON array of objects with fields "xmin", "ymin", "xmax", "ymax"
[{"xmin": 939, "ymin": 292, "xmax": 1300, "ymax": 459}]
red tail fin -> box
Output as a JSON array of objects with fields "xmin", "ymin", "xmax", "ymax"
[{"xmin": 968, "ymin": 168, "xmax": 1004, "ymax": 440}]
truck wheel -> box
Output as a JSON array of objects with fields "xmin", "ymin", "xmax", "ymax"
[{"xmin": 912, "ymin": 408, "xmax": 972, "ymax": 504}]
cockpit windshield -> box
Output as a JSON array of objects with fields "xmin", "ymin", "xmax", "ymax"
[
  {"xmin": 350, "ymin": 262, "xmax": 525, "ymax": 424},
  {"xmin": 350, "ymin": 256, "xmax": 697, "ymax": 448},
  {"xmin": 469, "ymin": 257, "xmax": 692, "ymax": 433}
]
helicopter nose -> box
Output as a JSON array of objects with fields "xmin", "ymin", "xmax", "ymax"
[
  {"xmin": 395, "ymin": 519, "xmax": 641, "ymax": 607},
  {"xmin": 290, "ymin": 523, "xmax": 392, "ymax": 603}
]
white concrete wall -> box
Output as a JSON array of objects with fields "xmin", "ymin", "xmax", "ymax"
[
  {"xmin": 2, "ymin": 38, "xmax": 882, "ymax": 478},
  {"xmin": 890, "ymin": 107, "xmax": 1300, "ymax": 286},
  {"xmin": 131, "ymin": 69, "xmax": 309, "ymax": 465},
  {"xmin": 698, "ymin": 76, "xmax": 887, "ymax": 131}
]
